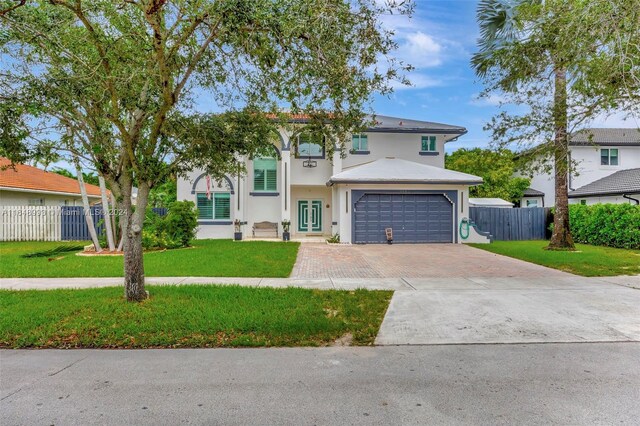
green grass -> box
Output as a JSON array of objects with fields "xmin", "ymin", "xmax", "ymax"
[
  {"xmin": 470, "ymin": 240, "xmax": 640, "ymax": 277},
  {"xmin": 0, "ymin": 239, "xmax": 299, "ymax": 278},
  {"xmin": 0, "ymin": 285, "xmax": 392, "ymax": 348}
]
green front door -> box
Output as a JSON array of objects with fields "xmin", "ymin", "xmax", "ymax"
[{"xmin": 297, "ymin": 200, "xmax": 322, "ymax": 232}]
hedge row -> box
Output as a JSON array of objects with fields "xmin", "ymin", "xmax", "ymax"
[{"xmin": 569, "ymin": 203, "xmax": 640, "ymax": 249}]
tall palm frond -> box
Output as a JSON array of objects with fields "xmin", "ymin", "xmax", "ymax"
[{"xmin": 472, "ymin": 0, "xmax": 530, "ymax": 77}]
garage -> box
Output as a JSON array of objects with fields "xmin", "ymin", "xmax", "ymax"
[{"xmin": 353, "ymin": 193, "xmax": 453, "ymax": 244}]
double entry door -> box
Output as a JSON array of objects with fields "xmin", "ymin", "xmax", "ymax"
[{"xmin": 297, "ymin": 200, "xmax": 322, "ymax": 233}]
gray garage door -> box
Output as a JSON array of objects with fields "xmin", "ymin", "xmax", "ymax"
[{"xmin": 353, "ymin": 193, "xmax": 453, "ymax": 244}]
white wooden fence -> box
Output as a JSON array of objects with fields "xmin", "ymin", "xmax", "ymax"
[{"xmin": 0, "ymin": 206, "xmax": 62, "ymax": 241}]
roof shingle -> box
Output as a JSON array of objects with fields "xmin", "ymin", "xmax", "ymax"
[
  {"xmin": 570, "ymin": 128, "xmax": 640, "ymax": 146},
  {"xmin": 568, "ymin": 168, "xmax": 640, "ymax": 198},
  {"xmin": 0, "ymin": 158, "xmax": 102, "ymax": 197}
]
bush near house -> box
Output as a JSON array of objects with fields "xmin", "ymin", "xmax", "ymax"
[
  {"xmin": 569, "ymin": 204, "xmax": 640, "ymax": 249},
  {"xmin": 143, "ymin": 201, "xmax": 198, "ymax": 249}
]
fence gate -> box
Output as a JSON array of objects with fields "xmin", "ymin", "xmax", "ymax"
[{"xmin": 469, "ymin": 207, "xmax": 550, "ymax": 241}]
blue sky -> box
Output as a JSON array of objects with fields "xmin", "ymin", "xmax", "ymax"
[{"xmin": 371, "ymin": 0, "xmax": 638, "ymax": 153}]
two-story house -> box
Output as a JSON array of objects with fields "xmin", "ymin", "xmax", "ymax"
[
  {"xmin": 521, "ymin": 128, "xmax": 640, "ymax": 207},
  {"xmin": 176, "ymin": 115, "xmax": 484, "ymax": 244}
]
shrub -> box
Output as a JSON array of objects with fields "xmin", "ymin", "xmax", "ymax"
[
  {"xmin": 142, "ymin": 201, "xmax": 198, "ymax": 250},
  {"xmin": 569, "ymin": 204, "xmax": 640, "ymax": 249},
  {"xmin": 162, "ymin": 201, "xmax": 198, "ymax": 247}
]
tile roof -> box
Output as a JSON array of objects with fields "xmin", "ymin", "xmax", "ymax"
[
  {"xmin": 327, "ymin": 157, "xmax": 483, "ymax": 185},
  {"xmin": 570, "ymin": 128, "xmax": 640, "ymax": 146},
  {"xmin": 568, "ymin": 168, "xmax": 640, "ymax": 198},
  {"xmin": 0, "ymin": 158, "xmax": 102, "ymax": 197},
  {"xmin": 523, "ymin": 187, "xmax": 545, "ymax": 196}
]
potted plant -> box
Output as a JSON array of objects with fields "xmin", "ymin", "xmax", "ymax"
[
  {"xmin": 281, "ymin": 220, "xmax": 291, "ymax": 241},
  {"xmin": 234, "ymin": 219, "xmax": 243, "ymax": 241}
]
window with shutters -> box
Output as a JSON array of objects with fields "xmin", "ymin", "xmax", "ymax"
[
  {"xmin": 197, "ymin": 193, "xmax": 231, "ymax": 220},
  {"xmin": 253, "ymin": 157, "xmax": 277, "ymax": 192}
]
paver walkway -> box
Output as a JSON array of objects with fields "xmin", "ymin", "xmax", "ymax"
[{"xmin": 291, "ymin": 243, "xmax": 572, "ymax": 278}]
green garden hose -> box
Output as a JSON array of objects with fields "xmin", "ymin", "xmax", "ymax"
[{"xmin": 460, "ymin": 218, "xmax": 470, "ymax": 240}]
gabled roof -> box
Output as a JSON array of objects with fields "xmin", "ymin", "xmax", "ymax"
[
  {"xmin": 469, "ymin": 198, "xmax": 513, "ymax": 207},
  {"xmin": 570, "ymin": 128, "xmax": 640, "ymax": 146},
  {"xmin": 327, "ymin": 157, "xmax": 483, "ymax": 186},
  {"xmin": 523, "ymin": 187, "xmax": 545, "ymax": 197},
  {"xmin": 0, "ymin": 158, "xmax": 102, "ymax": 197},
  {"xmin": 568, "ymin": 168, "xmax": 640, "ymax": 198}
]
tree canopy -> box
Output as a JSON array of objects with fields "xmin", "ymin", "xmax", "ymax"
[
  {"xmin": 0, "ymin": 0, "xmax": 411, "ymax": 300},
  {"xmin": 471, "ymin": 0, "xmax": 639, "ymax": 249},
  {"xmin": 446, "ymin": 148, "xmax": 529, "ymax": 203}
]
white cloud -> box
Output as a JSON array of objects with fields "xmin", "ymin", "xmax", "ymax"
[{"xmin": 399, "ymin": 32, "xmax": 443, "ymax": 68}]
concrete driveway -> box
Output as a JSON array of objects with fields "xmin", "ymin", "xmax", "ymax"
[
  {"xmin": 376, "ymin": 276, "xmax": 640, "ymax": 345},
  {"xmin": 291, "ymin": 243, "xmax": 571, "ymax": 279}
]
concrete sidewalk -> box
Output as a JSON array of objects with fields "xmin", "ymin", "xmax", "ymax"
[{"xmin": 1, "ymin": 274, "xmax": 638, "ymax": 291}]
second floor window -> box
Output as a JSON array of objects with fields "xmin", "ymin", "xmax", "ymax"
[
  {"xmin": 421, "ymin": 136, "xmax": 436, "ymax": 152},
  {"xmin": 600, "ymin": 148, "xmax": 619, "ymax": 166},
  {"xmin": 253, "ymin": 157, "xmax": 277, "ymax": 192},
  {"xmin": 297, "ymin": 133, "xmax": 325, "ymax": 158},
  {"xmin": 352, "ymin": 134, "xmax": 368, "ymax": 152}
]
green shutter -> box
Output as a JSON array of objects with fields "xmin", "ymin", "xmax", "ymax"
[
  {"xmin": 361, "ymin": 135, "xmax": 368, "ymax": 150},
  {"xmin": 254, "ymin": 169, "xmax": 265, "ymax": 191},
  {"xmin": 214, "ymin": 193, "xmax": 230, "ymax": 219},
  {"xmin": 197, "ymin": 193, "xmax": 213, "ymax": 219},
  {"xmin": 266, "ymin": 169, "xmax": 277, "ymax": 191},
  {"xmin": 254, "ymin": 158, "xmax": 277, "ymax": 191}
]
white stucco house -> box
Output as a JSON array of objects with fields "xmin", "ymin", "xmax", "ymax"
[
  {"xmin": 177, "ymin": 114, "xmax": 486, "ymax": 244},
  {"xmin": 521, "ymin": 128, "xmax": 640, "ymax": 207}
]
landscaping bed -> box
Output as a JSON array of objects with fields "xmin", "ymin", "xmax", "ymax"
[
  {"xmin": 0, "ymin": 285, "xmax": 392, "ymax": 348},
  {"xmin": 0, "ymin": 239, "xmax": 299, "ymax": 278},
  {"xmin": 470, "ymin": 240, "xmax": 640, "ymax": 276}
]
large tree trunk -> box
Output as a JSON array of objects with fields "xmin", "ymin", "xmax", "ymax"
[
  {"xmin": 120, "ymin": 180, "xmax": 150, "ymax": 301},
  {"xmin": 74, "ymin": 158, "xmax": 102, "ymax": 252},
  {"xmin": 548, "ymin": 66, "xmax": 575, "ymax": 250},
  {"xmin": 98, "ymin": 175, "xmax": 116, "ymax": 251}
]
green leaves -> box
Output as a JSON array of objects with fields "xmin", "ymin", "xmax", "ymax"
[{"xmin": 446, "ymin": 148, "xmax": 530, "ymax": 203}]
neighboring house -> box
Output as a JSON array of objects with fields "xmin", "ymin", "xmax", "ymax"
[
  {"xmin": 468, "ymin": 198, "xmax": 513, "ymax": 208},
  {"xmin": 568, "ymin": 168, "xmax": 640, "ymax": 205},
  {"xmin": 176, "ymin": 115, "xmax": 483, "ymax": 244},
  {"xmin": 519, "ymin": 188, "xmax": 545, "ymax": 208},
  {"xmin": 0, "ymin": 158, "xmax": 102, "ymax": 206},
  {"xmin": 522, "ymin": 128, "xmax": 640, "ymax": 207}
]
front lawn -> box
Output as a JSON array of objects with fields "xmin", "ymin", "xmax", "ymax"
[
  {"xmin": 0, "ymin": 239, "xmax": 299, "ymax": 278},
  {"xmin": 470, "ymin": 240, "xmax": 640, "ymax": 277},
  {"xmin": 0, "ymin": 285, "xmax": 392, "ymax": 348}
]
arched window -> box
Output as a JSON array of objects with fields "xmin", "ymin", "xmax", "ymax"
[{"xmin": 253, "ymin": 151, "xmax": 278, "ymax": 192}]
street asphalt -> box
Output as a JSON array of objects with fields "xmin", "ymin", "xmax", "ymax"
[{"xmin": 2, "ymin": 344, "xmax": 639, "ymax": 425}]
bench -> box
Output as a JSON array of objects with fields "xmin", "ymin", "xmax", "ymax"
[{"xmin": 252, "ymin": 221, "xmax": 278, "ymax": 238}]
